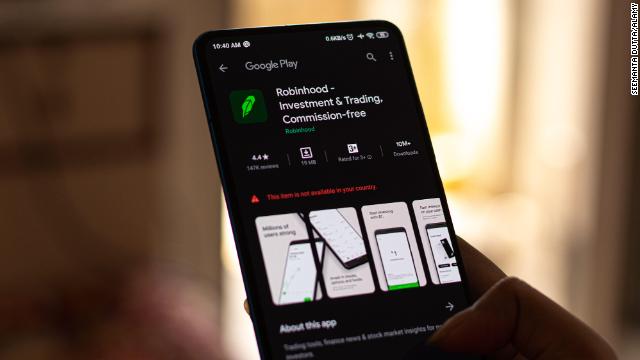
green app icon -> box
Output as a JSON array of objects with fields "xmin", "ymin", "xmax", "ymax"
[{"xmin": 229, "ymin": 89, "xmax": 268, "ymax": 124}]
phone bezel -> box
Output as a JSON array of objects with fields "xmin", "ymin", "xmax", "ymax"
[
  {"xmin": 307, "ymin": 209, "xmax": 369, "ymax": 269},
  {"xmin": 279, "ymin": 239, "xmax": 321, "ymax": 305},
  {"xmin": 425, "ymin": 222, "xmax": 459, "ymax": 282},
  {"xmin": 374, "ymin": 227, "xmax": 420, "ymax": 289},
  {"xmin": 314, "ymin": 239, "xmax": 326, "ymax": 267},
  {"xmin": 440, "ymin": 238, "xmax": 455, "ymax": 258},
  {"xmin": 193, "ymin": 20, "xmax": 472, "ymax": 359}
]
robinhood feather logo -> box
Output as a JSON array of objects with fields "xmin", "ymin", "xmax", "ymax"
[
  {"xmin": 229, "ymin": 90, "xmax": 267, "ymax": 124},
  {"xmin": 241, "ymin": 95, "xmax": 256, "ymax": 118}
]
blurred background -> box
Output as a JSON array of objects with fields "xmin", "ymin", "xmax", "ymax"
[{"xmin": 1, "ymin": 0, "xmax": 638, "ymax": 359}]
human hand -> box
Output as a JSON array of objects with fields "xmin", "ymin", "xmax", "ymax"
[
  {"xmin": 429, "ymin": 238, "xmax": 616, "ymax": 359},
  {"xmin": 242, "ymin": 237, "xmax": 616, "ymax": 359}
]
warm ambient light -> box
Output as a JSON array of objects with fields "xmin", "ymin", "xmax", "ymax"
[{"xmin": 439, "ymin": 0, "xmax": 508, "ymax": 184}]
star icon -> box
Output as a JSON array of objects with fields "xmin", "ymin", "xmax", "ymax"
[{"xmin": 263, "ymin": 153, "xmax": 269, "ymax": 160}]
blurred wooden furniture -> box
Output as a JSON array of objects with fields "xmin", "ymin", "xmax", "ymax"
[{"xmin": 0, "ymin": 0, "xmax": 225, "ymax": 308}]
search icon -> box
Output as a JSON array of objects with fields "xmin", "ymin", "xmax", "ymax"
[{"xmin": 366, "ymin": 52, "xmax": 377, "ymax": 62}]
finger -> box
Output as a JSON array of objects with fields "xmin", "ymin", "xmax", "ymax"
[
  {"xmin": 487, "ymin": 344, "xmax": 520, "ymax": 360},
  {"xmin": 456, "ymin": 236, "xmax": 506, "ymax": 300},
  {"xmin": 429, "ymin": 277, "xmax": 616, "ymax": 359}
]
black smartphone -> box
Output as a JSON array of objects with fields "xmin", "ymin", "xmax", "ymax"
[
  {"xmin": 426, "ymin": 222, "xmax": 461, "ymax": 284},
  {"xmin": 296, "ymin": 211, "xmax": 367, "ymax": 269},
  {"xmin": 279, "ymin": 240, "xmax": 325, "ymax": 305},
  {"xmin": 441, "ymin": 238, "xmax": 455, "ymax": 258},
  {"xmin": 308, "ymin": 209, "xmax": 368, "ymax": 269},
  {"xmin": 315, "ymin": 239, "xmax": 326, "ymax": 267},
  {"xmin": 374, "ymin": 227, "xmax": 419, "ymax": 291},
  {"xmin": 193, "ymin": 20, "xmax": 476, "ymax": 359}
]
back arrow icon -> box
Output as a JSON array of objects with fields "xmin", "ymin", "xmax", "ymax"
[
  {"xmin": 445, "ymin": 302, "xmax": 454, "ymax": 311},
  {"xmin": 219, "ymin": 64, "xmax": 228, "ymax": 72}
]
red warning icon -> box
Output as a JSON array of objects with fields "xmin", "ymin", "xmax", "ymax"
[{"xmin": 250, "ymin": 194, "xmax": 260, "ymax": 204}]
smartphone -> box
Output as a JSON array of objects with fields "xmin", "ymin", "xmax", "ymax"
[
  {"xmin": 308, "ymin": 209, "xmax": 368, "ymax": 269},
  {"xmin": 279, "ymin": 240, "xmax": 325, "ymax": 305},
  {"xmin": 374, "ymin": 228, "xmax": 419, "ymax": 290},
  {"xmin": 426, "ymin": 223, "xmax": 462, "ymax": 284},
  {"xmin": 441, "ymin": 237, "xmax": 455, "ymax": 258},
  {"xmin": 194, "ymin": 20, "xmax": 475, "ymax": 359},
  {"xmin": 314, "ymin": 239, "xmax": 325, "ymax": 266},
  {"xmin": 314, "ymin": 239, "xmax": 325, "ymax": 300}
]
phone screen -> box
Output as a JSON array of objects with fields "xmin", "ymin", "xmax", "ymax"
[
  {"xmin": 194, "ymin": 20, "xmax": 475, "ymax": 359},
  {"xmin": 279, "ymin": 242, "xmax": 318, "ymax": 304},
  {"xmin": 309, "ymin": 209, "xmax": 367, "ymax": 267},
  {"xmin": 426, "ymin": 225, "xmax": 462, "ymax": 284},
  {"xmin": 375, "ymin": 229, "xmax": 419, "ymax": 290}
]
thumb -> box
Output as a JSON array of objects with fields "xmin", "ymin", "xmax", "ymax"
[{"xmin": 429, "ymin": 277, "xmax": 616, "ymax": 359}]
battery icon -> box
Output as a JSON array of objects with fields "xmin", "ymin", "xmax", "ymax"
[{"xmin": 376, "ymin": 31, "xmax": 389, "ymax": 39}]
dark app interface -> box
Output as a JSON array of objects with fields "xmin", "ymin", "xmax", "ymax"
[{"xmin": 201, "ymin": 24, "xmax": 473, "ymax": 359}]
